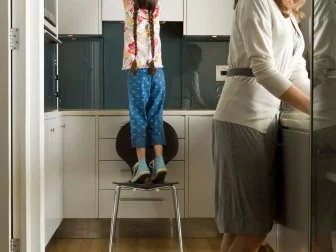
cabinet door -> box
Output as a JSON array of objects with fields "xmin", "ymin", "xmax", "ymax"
[
  {"xmin": 54, "ymin": 117, "xmax": 64, "ymax": 227},
  {"xmin": 102, "ymin": 0, "xmax": 183, "ymax": 21},
  {"xmin": 160, "ymin": 0, "xmax": 183, "ymax": 21},
  {"xmin": 188, "ymin": 116, "xmax": 215, "ymax": 217},
  {"xmin": 63, "ymin": 116, "xmax": 96, "ymax": 218},
  {"xmin": 102, "ymin": 0, "xmax": 124, "ymax": 21},
  {"xmin": 277, "ymin": 129, "xmax": 310, "ymax": 252},
  {"xmin": 59, "ymin": 0, "xmax": 102, "ymax": 35},
  {"xmin": 44, "ymin": 119, "xmax": 53, "ymax": 245},
  {"xmin": 44, "ymin": 117, "xmax": 64, "ymax": 245},
  {"xmin": 185, "ymin": 0, "xmax": 233, "ymax": 36}
]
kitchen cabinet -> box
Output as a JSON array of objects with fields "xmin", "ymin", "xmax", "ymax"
[
  {"xmin": 188, "ymin": 116, "xmax": 215, "ymax": 217},
  {"xmin": 45, "ymin": 116, "xmax": 64, "ymax": 245},
  {"xmin": 102, "ymin": 0, "xmax": 124, "ymax": 21},
  {"xmin": 63, "ymin": 116, "xmax": 97, "ymax": 218},
  {"xmin": 102, "ymin": 0, "xmax": 183, "ymax": 21},
  {"xmin": 184, "ymin": 0, "xmax": 233, "ymax": 36},
  {"xmin": 160, "ymin": 0, "xmax": 184, "ymax": 21},
  {"xmin": 58, "ymin": 0, "xmax": 102, "ymax": 35},
  {"xmin": 277, "ymin": 128, "xmax": 310, "ymax": 252}
]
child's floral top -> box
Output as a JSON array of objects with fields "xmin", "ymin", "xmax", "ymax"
[{"xmin": 122, "ymin": 0, "xmax": 163, "ymax": 70}]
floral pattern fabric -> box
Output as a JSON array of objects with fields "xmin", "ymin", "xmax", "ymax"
[{"xmin": 122, "ymin": 0, "xmax": 163, "ymax": 70}]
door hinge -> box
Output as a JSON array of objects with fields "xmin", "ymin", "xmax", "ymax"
[
  {"xmin": 11, "ymin": 238, "xmax": 19, "ymax": 252},
  {"xmin": 10, "ymin": 28, "xmax": 20, "ymax": 50}
]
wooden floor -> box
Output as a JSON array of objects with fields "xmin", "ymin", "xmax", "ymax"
[{"xmin": 46, "ymin": 238, "xmax": 222, "ymax": 252}]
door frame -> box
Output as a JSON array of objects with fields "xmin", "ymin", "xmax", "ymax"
[
  {"xmin": 11, "ymin": 0, "xmax": 45, "ymax": 251},
  {"xmin": 0, "ymin": 0, "xmax": 12, "ymax": 251}
]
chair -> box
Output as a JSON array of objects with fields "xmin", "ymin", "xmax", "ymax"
[{"xmin": 108, "ymin": 121, "xmax": 184, "ymax": 252}]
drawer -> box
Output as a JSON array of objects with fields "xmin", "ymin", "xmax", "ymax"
[
  {"xmin": 163, "ymin": 116, "xmax": 185, "ymax": 138},
  {"xmin": 175, "ymin": 139, "xmax": 185, "ymax": 160},
  {"xmin": 99, "ymin": 161, "xmax": 185, "ymax": 189},
  {"xmin": 99, "ymin": 116, "xmax": 129, "ymax": 138},
  {"xmin": 98, "ymin": 116, "xmax": 185, "ymax": 139},
  {"xmin": 99, "ymin": 139, "xmax": 185, "ymax": 161},
  {"xmin": 99, "ymin": 139, "xmax": 119, "ymax": 160},
  {"xmin": 99, "ymin": 189, "xmax": 185, "ymax": 218}
]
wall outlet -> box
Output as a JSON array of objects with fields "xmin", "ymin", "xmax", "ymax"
[{"xmin": 216, "ymin": 65, "xmax": 229, "ymax": 82}]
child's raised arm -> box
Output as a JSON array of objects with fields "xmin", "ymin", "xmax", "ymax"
[{"xmin": 123, "ymin": 0, "xmax": 130, "ymax": 9}]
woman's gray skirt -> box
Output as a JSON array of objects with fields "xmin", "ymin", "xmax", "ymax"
[{"xmin": 212, "ymin": 117, "xmax": 278, "ymax": 235}]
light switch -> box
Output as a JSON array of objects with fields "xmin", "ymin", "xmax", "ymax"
[{"xmin": 216, "ymin": 65, "xmax": 229, "ymax": 82}]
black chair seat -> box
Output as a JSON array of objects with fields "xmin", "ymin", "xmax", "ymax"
[{"xmin": 113, "ymin": 181, "xmax": 179, "ymax": 189}]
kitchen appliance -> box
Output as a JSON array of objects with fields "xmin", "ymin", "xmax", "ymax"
[
  {"xmin": 44, "ymin": 29, "xmax": 61, "ymax": 112},
  {"xmin": 44, "ymin": 0, "xmax": 57, "ymax": 35}
]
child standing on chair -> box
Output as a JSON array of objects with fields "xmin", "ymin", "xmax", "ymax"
[{"xmin": 122, "ymin": 0, "xmax": 167, "ymax": 184}]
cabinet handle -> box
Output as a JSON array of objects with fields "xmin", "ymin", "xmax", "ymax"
[
  {"xmin": 120, "ymin": 168, "xmax": 131, "ymax": 173},
  {"xmin": 120, "ymin": 198, "xmax": 164, "ymax": 202},
  {"xmin": 317, "ymin": 148, "xmax": 336, "ymax": 155},
  {"xmin": 61, "ymin": 124, "xmax": 65, "ymax": 128},
  {"xmin": 50, "ymin": 128, "xmax": 55, "ymax": 132}
]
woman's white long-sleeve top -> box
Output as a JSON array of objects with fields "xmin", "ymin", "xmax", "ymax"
[{"xmin": 214, "ymin": 0, "xmax": 310, "ymax": 133}]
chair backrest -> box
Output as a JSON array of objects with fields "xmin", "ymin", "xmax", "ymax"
[{"xmin": 115, "ymin": 121, "xmax": 179, "ymax": 169}]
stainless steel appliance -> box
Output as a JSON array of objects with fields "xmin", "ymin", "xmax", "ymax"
[
  {"xmin": 44, "ymin": 0, "xmax": 57, "ymax": 35},
  {"xmin": 44, "ymin": 29, "xmax": 61, "ymax": 112}
]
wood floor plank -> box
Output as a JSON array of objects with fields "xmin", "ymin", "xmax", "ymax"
[{"xmin": 46, "ymin": 238, "xmax": 222, "ymax": 252}]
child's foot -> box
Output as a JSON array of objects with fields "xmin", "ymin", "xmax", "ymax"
[
  {"xmin": 130, "ymin": 159, "xmax": 150, "ymax": 183},
  {"xmin": 149, "ymin": 156, "xmax": 168, "ymax": 183}
]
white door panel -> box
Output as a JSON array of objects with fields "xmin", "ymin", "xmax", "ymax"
[{"xmin": 0, "ymin": 0, "xmax": 11, "ymax": 251}]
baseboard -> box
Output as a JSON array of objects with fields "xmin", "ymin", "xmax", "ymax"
[{"xmin": 54, "ymin": 218, "xmax": 220, "ymax": 239}]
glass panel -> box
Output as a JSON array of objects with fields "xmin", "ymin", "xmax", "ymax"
[
  {"xmin": 312, "ymin": 0, "xmax": 336, "ymax": 250},
  {"xmin": 44, "ymin": 42, "xmax": 57, "ymax": 112},
  {"xmin": 58, "ymin": 37, "xmax": 103, "ymax": 109},
  {"xmin": 58, "ymin": 22, "xmax": 230, "ymax": 110},
  {"xmin": 103, "ymin": 22, "xmax": 183, "ymax": 109},
  {"xmin": 181, "ymin": 39, "xmax": 229, "ymax": 110}
]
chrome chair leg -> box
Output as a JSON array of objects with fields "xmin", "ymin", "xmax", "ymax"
[
  {"xmin": 172, "ymin": 186, "xmax": 184, "ymax": 252},
  {"xmin": 109, "ymin": 186, "xmax": 121, "ymax": 252}
]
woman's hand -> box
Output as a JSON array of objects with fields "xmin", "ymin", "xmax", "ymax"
[{"xmin": 280, "ymin": 85, "xmax": 311, "ymax": 114}]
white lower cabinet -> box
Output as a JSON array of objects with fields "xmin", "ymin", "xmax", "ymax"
[
  {"xmin": 188, "ymin": 116, "xmax": 215, "ymax": 218},
  {"xmin": 62, "ymin": 113, "xmax": 217, "ymax": 221},
  {"xmin": 45, "ymin": 116, "xmax": 64, "ymax": 245},
  {"xmin": 63, "ymin": 116, "xmax": 97, "ymax": 218},
  {"xmin": 99, "ymin": 189, "xmax": 185, "ymax": 218}
]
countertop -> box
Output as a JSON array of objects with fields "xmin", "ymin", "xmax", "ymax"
[
  {"xmin": 45, "ymin": 109, "xmax": 311, "ymax": 131},
  {"xmin": 45, "ymin": 109, "xmax": 216, "ymax": 119},
  {"xmin": 279, "ymin": 111, "xmax": 310, "ymax": 132}
]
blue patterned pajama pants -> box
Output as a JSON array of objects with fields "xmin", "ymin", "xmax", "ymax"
[{"xmin": 127, "ymin": 68, "xmax": 166, "ymax": 148}]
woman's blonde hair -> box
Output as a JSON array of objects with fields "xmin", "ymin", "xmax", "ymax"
[{"xmin": 234, "ymin": 0, "xmax": 306, "ymax": 20}]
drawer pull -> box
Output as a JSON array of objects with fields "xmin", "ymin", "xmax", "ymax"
[
  {"xmin": 120, "ymin": 168, "xmax": 131, "ymax": 173},
  {"xmin": 120, "ymin": 198, "xmax": 164, "ymax": 202}
]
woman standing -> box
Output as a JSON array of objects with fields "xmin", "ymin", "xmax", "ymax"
[
  {"xmin": 123, "ymin": 0, "xmax": 167, "ymax": 184},
  {"xmin": 213, "ymin": 0, "xmax": 310, "ymax": 251}
]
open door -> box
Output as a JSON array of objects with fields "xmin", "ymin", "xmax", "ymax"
[
  {"xmin": 11, "ymin": 0, "xmax": 45, "ymax": 251},
  {"xmin": 0, "ymin": 0, "xmax": 12, "ymax": 251}
]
